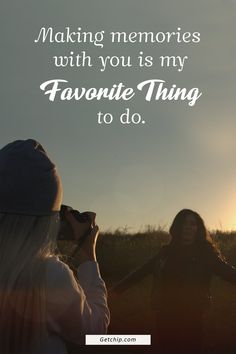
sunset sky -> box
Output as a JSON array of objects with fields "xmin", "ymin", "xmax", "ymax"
[{"xmin": 1, "ymin": 0, "xmax": 236, "ymax": 231}]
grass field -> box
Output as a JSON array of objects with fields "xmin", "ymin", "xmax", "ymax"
[{"xmin": 59, "ymin": 228, "xmax": 236, "ymax": 353}]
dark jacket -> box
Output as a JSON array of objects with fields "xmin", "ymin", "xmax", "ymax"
[{"xmin": 113, "ymin": 243, "xmax": 236, "ymax": 313}]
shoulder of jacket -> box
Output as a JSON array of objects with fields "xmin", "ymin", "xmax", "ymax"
[
  {"xmin": 45, "ymin": 256, "xmax": 76, "ymax": 288},
  {"xmin": 159, "ymin": 244, "xmax": 171, "ymax": 258},
  {"xmin": 150, "ymin": 246, "xmax": 170, "ymax": 268},
  {"xmin": 46, "ymin": 255, "xmax": 70, "ymax": 270}
]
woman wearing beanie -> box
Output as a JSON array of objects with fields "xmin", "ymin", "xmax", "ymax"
[
  {"xmin": 112, "ymin": 209, "xmax": 236, "ymax": 354},
  {"xmin": 0, "ymin": 139, "xmax": 110, "ymax": 354}
]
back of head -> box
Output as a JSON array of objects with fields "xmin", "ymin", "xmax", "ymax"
[
  {"xmin": 0, "ymin": 139, "xmax": 63, "ymax": 353},
  {"xmin": 0, "ymin": 139, "xmax": 62, "ymax": 215}
]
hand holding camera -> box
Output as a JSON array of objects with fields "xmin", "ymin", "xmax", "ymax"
[{"xmin": 59, "ymin": 205, "xmax": 99, "ymax": 264}]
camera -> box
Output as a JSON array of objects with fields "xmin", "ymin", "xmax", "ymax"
[{"xmin": 58, "ymin": 204, "xmax": 93, "ymax": 245}]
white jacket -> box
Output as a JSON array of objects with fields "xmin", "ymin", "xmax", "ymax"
[{"xmin": 35, "ymin": 257, "xmax": 110, "ymax": 354}]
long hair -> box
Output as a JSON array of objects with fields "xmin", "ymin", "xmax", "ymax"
[
  {"xmin": 169, "ymin": 209, "xmax": 220, "ymax": 254},
  {"xmin": 0, "ymin": 213, "xmax": 60, "ymax": 354}
]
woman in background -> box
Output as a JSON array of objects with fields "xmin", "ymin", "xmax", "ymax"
[
  {"xmin": 0, "ymin": 139, "xmax": 110, "ymax": 354},
  {"xmin": 112, "ymin": 209, "xmax": 236, "ymax": 354}
]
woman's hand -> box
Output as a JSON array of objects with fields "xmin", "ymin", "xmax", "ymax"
[{"xmin": 65, "ymin": 210, "xmax": 99, "ymax": 264}]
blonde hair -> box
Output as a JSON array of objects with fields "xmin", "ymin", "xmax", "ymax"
[{"xmin": 0, "ymin": 213, "xmax": 60, "ymax": 354}]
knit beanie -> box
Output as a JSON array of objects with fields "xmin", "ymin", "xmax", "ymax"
[{"xmin": 0, "ymin": 139, "xmax": 62, "ymax": 215}]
